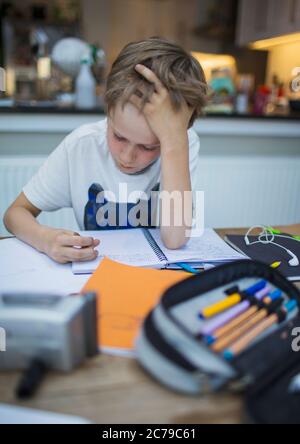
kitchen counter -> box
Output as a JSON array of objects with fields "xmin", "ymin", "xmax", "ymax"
[
  {"xmin": 0, "ymin": 105, "xmax": 106, "ymax": 114},
  {"xmin": 0, "ymin": 108, "xmax": 300, "ymax": 138},
  {"xmin": 1, "ymin": 104, "xmax": 300, "ymax": 119},
  {"xmin": 204, "ymin": 111, "xmax": 300, "ymax": 121},
  {"xmin": 0, "ymin": 105, "xmax": 300, "ymax": 119}
]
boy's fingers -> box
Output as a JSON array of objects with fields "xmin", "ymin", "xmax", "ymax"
[
  {"xmin": 62, "ymin": 246, "xmax": 99, "ymax": 262},
  {"xmin": 60, "ymin": 234, "xmax": 97, "ymax": 248},
  {"xmin": 130, "ymin": 94, "xmax": 143, "ymax": 109},
  {"xmin": 135, "ymin": 64, "xmax": 164, "ymax": 93},
  {"xmin": 60, "ymin": 229, "xmax": 79, "ymax": 238}
]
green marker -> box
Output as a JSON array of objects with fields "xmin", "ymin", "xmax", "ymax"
[{"xmin": 267, "ymin": 226, "xmax": 300, "ymax": 242}]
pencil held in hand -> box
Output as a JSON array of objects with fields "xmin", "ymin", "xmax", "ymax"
[
  {"xmin": 71, "ymin": 232, "xmax": 100, "ymax": 260},
  {"xmin": 43, "ymin": 229, "xmax": 101, "ymax": 264}
]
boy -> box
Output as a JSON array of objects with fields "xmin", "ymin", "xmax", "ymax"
[{"xmin": 3, "ymin": 37, "xmax": 207, "ymax": 264}]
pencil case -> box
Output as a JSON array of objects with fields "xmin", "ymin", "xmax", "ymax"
[{"xmin": 135, "ymin": 259, "xmax": 300, "ymax": 424}]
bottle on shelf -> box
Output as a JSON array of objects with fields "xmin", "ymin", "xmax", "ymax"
[
  {"xmin": 235, "ymin": 74, "xmax": 254, "ymax": 115},
  {"xmin": 75, "ymin": 54, "xmax": 96, "ymax": 109}
]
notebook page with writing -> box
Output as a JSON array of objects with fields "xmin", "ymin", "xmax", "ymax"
[
  {"xmin": 72, "ymin": 229, "xmax": 166, "ymax": 274},
  {"xmin": 148, "ymin": 228, "xmax": 247, "ymax": 264}
]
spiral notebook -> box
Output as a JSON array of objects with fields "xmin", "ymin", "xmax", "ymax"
[{"xmin": 72, "ymin": 228, "xmax": 245, "ymax": 274}]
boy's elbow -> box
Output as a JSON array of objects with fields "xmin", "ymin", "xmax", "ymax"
[
  {"xmin": 161, "ymin": 233, "xmax": 189, "ymax": 250},
  {"xmin": 3, "ymin": 205, "xmax": 21, "ymax": 232},
  {"xmin": 3, "ymin": 207, "xmax": 13, "ymax": 232},
  {"xmin": 3, "ymin": 208, "xmax": 9, "ymax": 226}
]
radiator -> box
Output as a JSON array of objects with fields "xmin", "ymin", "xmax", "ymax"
[
  {"xmin": 0, "ymin": 156, "xmax": 79, "ymax": 236},
  {"xmin": 197, "ymin": 155, "xmax": 300, "ymax": 228},
  {"xmin": 0, "ymin": 155, "xmax": 300, "ymax": 237}
]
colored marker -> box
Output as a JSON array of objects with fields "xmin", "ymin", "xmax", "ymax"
[
  {"xmin": 263, "ymin": 288, "xmax": 282, "ymax": 304},
  {"xmin": 202, "ymin": 300, "xmax": 250, "ymax": 341},
  {"xmin": 211, "ymin": 297, "xmax": 283, "ymax": 353},
  {"xmin": 208, "ymin": 288, "xmax": 281, "ymax": 343},
  {"xmin": 224, "ymin": 285, "xmax": 240, "ymax": 296},
  {"xmin": 267, "ymin": 227, "xmax": 300, "ymax": 242},
  {"xmin": 177, "ymin": 262, "xmax": 200, "ymax": 274},
  {"xmin": 199, "ymin": 280, "xmax": 267, "ymax": 319},
  {"xmin": 200, "ymin": 284, "xmax": 272, "ymax": 337},
  {"xmin": 271, "ymin": 261, "xmax": 281, "ymax": 269},
  {"xmin": 224, "ymin": 300, "xmax": 298, "ymax": 360},
  {"xmin": 244, "ymin": 280, "xmax": 268, "ymax": 295}
]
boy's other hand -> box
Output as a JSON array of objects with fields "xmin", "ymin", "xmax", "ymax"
[
  {"xmin": 41, "ymin": 227, "xmax": 100, "ymax": 264},
  {"xmin": 131, "ymin": 64, "xmax": 194, "ymax": 146}
]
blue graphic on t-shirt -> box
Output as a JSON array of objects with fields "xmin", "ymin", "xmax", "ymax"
[{"xmin": 84, "ymin": 183, "xmax": 160, "ymax": 230}]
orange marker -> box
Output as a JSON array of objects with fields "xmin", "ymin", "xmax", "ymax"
[
  {"xmin": 224, "ymin": 300, "xmax": 297, "ymax": 359},
  {"xmin": 211, "ymin": 297, "xmax": 283, "ymax": 352},
  {"xmin": 210, "ymin": 287, "xmax": 280, "ymax": 343}
]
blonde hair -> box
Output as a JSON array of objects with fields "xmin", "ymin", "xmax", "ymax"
[{"xmin": 105, "ymin": 37, "xmax": 207, "ymax": 127}]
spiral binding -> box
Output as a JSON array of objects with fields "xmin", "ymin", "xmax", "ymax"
[{"xmin": 143, "ymin": 229, "xmax": 168, "ymax": 263}]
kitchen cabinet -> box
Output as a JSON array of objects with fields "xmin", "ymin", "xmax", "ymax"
[
  {"xmin": 82, "ymin": 0, "xmax": 200, "ymax": 66},
  {"xmin": 237, "ymin": 0, "xmax": 300, "ymax": 46},
  {"xmin": 277, "ymin": 0, "xmax": 300, "ymax": 34},
  {"xmin": 236, "ymin": 0, "xmax": 273, "ymax": 46}
]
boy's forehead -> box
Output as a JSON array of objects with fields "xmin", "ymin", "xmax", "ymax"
[{"xmin": 110, "ymin": 102, "xmax": 159, "ymax": 146}]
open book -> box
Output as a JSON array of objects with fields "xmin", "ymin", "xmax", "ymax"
[{"xmin": 72, "ymin": 228, "xmax": 246, "ymax": 274}]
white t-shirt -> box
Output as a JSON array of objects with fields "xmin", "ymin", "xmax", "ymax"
[{"xmin": 23, "ymin": 118, "xmax": 200, "ymax": 230}]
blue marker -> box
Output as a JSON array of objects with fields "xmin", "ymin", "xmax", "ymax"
[
  {"xmin": 177, "ymin": 262, "xmax": 200, "ymax": 274},
  {"xmin": 244, "ymin": 280, "xmax": 267, "ymax": 295},
  {"xmin": 263, "ymin": 288, "xmax": 282, "ymax": 304}
]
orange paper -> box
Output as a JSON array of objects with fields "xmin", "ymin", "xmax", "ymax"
[{"xmin": 81, "ymin": 257, "xmax": 189, "ymax": 352}]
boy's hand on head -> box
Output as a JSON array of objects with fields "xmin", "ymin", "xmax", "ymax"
[
  {"xmin": 131, "ymin": 64, "xmax": 194, "ymax": 146},
  {"xmin": 41, "ymin": 227, "xmax": 100, "ymax": 264}
]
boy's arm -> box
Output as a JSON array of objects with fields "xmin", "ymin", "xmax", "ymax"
[
  {"xmin": 4, "ymin": 192, "xmax": 45, "ymax": 251},
  {"xmin": 158, "ymin": 132, "xmax": 193, "ymax": 249},
  {"xmin": 131, "ymin": 64, "xmax": 194, "ymax": 249},
  {"xmin": 3, "ymin": 192, "xmax": 100, "ymax": 263}
]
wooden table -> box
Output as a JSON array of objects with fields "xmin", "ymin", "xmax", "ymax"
[{"xmin": 1, "ymin": 225, "xmax": 299, "ymax": 424}]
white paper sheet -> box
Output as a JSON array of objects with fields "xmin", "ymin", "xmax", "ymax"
[
  {"xmin": 0, "ymin": 238, "xmax": 88, "ymax": 294},
  {"xmin": 0, "ymin": 404, "xmax": 91, "ymax": 424},
  {"xmin": 72, "ymin": 229, "xmax": 161, "ymax": 274}
]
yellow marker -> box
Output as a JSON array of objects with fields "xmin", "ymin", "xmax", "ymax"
[
  {"xmin": 200, "ymin": 293, "xmax": 241, "ymax": 319},
  {"xmin": 271, "ymin": 261, "xmax": 281, "ymax": 269}
]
